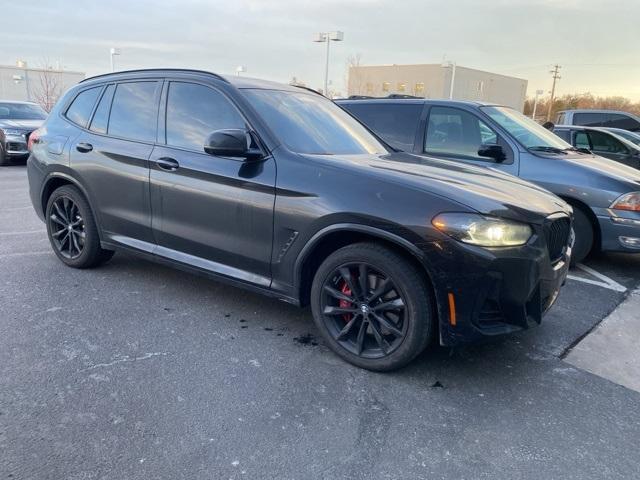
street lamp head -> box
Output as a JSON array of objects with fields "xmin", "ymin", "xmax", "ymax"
[
  {"xmin": 536, "ymin": 89, "xmax": 544, "ymax": 95},
  {"xmin": 110, "ymin": 47, "xmax": 121, "ymax": 56},
  {"xmin": 313, "ymin": 33, "xmax": 327, "ymax": 43},
  {"xmin": 328, "ymin": 31, "xmax": 344, "ymax": 42}
]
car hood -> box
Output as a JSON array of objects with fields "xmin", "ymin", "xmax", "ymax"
[
  {"xmin": 562, "ymin": 152, "xmax": 640, "ymax": 187},
  {"xmin": 0, "ymin": 119, "xmax": 44, "ymax": 131},
  {"xmin": 305, "ymin": 151, "xmax": 571, "ymax": 224}
]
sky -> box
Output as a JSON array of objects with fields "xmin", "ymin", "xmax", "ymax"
[{"xmin": 2, "ymin": 0, "xmax": 639, "ymax": 100}]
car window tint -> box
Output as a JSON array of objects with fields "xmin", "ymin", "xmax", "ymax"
[
  {"xmin": 556, "ymin": 113, "xmax": 565, "ymax": 124},
  {"xmin": 89, "ymin": 84, "xmax": 115, "ymax": 134},
  {"xmin": 166, "ymin": 82, "xmax": 245, "ymax": 151},
  {"xmin": 554, "ymin": 129, "xmax": 570, "ymax": 142},
  {"xmin": 424, "ymin": 106, "xmax": 498, "ymax": 159},
  {"xmin": 341, "ymin": 103, "xmax": 422, "ymax": 151},
  {"xmin": 605, "ymin": 113, "xmax": 640, "ymax": 131},
  {"xmin": 588, "ymin": 131, "xmax": 628, "ymax": 154},
  {"xmin": 108, "ymin": 82, "xmax": 158, "ymax": 142},
  {"xmin": 65, "ymin": 87, "xmax": 102, "ymax": 127},
  {"xmin": 575, "ymin": 132, "xmax": 590, "ymax": 149},
  {"xmin": 573, "ymin": 112, "xmax": 605, "ymax": 127}
]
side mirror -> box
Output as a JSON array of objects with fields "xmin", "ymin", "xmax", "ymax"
[
  {"xmin": 204, "ymin": 129, "xmax": 263, "ymax": 160},
  {"xmin": 478, "ymin": 144, "xmax": 506, "ymax": 163}
]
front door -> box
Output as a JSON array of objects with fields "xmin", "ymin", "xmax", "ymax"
[
  {"xmin": 149, "ymin": 80, "xmax": 276, "ymax": 287},
  {"xmin": 420, "ymin": 106, "xmax": 518, "ymax": 175}
]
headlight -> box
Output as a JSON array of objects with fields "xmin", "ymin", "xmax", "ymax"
[
  {"xmin": 610, "ymin": 192, "xmax": 640, "ymax": 212},
  {"xmin": 432, "ymin": 213, "xmax": 533, "ymax": 247},
  {"xmin": 1, "ymin": 128, "xmax": 24, "ymax": 136}
]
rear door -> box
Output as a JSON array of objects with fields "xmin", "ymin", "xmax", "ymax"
[
  {"xmin": 419, "ymin": 105, "xmax": 518, "ymax": 175},
  {"xmin": 69, "ymin": 81, "xmax": 161, "ymax": 246},
  {"xmin": 149, "ymin": 80, "xmax": 275, "ymax": 287}
]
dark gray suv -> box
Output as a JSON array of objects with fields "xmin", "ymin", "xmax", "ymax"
[
  {"xmin": 338, "ymin": 98, "xmax": 640, "ymax": 263},
  {"xmin": 27, "ymin": 69, "xmax": 573, "ymax": 371}
]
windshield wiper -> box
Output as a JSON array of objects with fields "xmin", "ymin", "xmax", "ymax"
[{"xmin": 528, "ymin": 146, "xmax": 569, "ymax": 154}]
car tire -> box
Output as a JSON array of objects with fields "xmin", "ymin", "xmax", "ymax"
[
  {"xmin": 0, "ymin": 145, "xmax": 9, "ymax": 166},
  {"xmin": 45, "ymin": 185, "xmax": 114, "ymax": 268},
  {"xmin": 570, "ymin": 207, "xmax": 594, "ymax": 266},
  {"xmin": 310, "ymin": 242, "xmax": 433, "ymax": 371}
]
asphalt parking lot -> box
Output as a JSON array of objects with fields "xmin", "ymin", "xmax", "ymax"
[{"xmin": 2, "ymin": 165, "xmax": 640, "ymax": 479}]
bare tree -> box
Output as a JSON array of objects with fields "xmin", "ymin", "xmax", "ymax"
[
  {"xmin": 33, "ymin": 59, "xmax": 63, "ymax": 112},
  {"xmin": 345, "ymin": 53, "xmax": 365, "ymax": 97}
]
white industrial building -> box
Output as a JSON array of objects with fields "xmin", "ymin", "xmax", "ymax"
[
  {"xmin": 348, "ymin": 63, "xmax": 528, "ymax": 111},
  {"xmin": 0, "ymin": 61, "xmax": 85, "ymax": 110}
]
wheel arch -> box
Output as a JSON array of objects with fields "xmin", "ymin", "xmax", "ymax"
[
  {"xmin": 558, "ymin": 195, "xmax": 601, "ymax": 251},
  {"xmin": 41, "ymin": 173, "xmax": 103, "ymax": 238},
  {"xmin": 294, "ymin": 224, "xmax": 438, "ymax": 309}
]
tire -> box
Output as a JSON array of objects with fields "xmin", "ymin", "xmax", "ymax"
[
  {"xmin": 0, "ymin": 145, "xmax": 9, "ymax": 166},
  {"xmin": 310, "ymin": 242, "xmax": 433, "ymax": 371},
  {"xmin": 570, "ymin": 207, "xmax": 594, "ymax": 266},
  {"xmin": 45, "ymin": 185, "xmax": 114, "ymax": 268}
]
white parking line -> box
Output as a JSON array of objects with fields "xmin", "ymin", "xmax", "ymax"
[
  {"xmin": 4, "ymin": 205, "xmax": 33, "ymax": 212},
  {"xmin": 0, "ymin": 251, "xmax": 51, "ymax": 259},
  {"xmin": 0, "ymin": 229, "xmax": 45, "ymax": 236},
  {"xmin": 567, "ymin": 263, "xmax": 627, "ymax": 293}
]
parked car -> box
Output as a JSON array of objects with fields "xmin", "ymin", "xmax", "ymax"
[
  {"xmin": 601, "ymin": 127, "xmax": 640, "ymax": 147},
  {"xmin": 337, "ymin": 98, "xmax": 640, "ymax": 264},
  {"xmin": 553, "ymin": 125, "xmax": 640, "ymax": 169},
  {"xmin": 0, "ymin": 100, "xmax": 47, "ymax": 166},
  {"xmin": 27, "ymin": 69, "xmax": 573, "ymax": 371},
  {"xmin": 555, "ymin": 109, "xmax": 640, "ymax": 132}
]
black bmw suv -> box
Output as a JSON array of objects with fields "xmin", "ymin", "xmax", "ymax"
[{"xmin": 27, "ymin": 69, "xmax": 572, "ymax": 371}]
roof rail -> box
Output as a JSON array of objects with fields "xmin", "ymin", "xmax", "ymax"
[
  {"xmin": 80, "ymin": 68, "xmax": 229, "ymax": 84},
  {"xmin": 386, "ymin": 94, "xmax": 421, "ymax": 99},
  {"xmin": 348, "ymin": 95, "xmax": 375, "ymax": 100}
]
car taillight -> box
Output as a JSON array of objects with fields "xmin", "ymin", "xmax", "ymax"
[
  {"xmin": 28, "ymin": 127, "xmax": 43, "ymax": 151},
  {"xmin": 610, "ymin": 192, "xmax": 640, "ymax": 212}
]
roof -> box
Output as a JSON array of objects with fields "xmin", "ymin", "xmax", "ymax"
[
  {"xmin": 80, "ymin": 68, "xmax": 310, "ymax": 94},
  {"xmin": 335, "ymin": 97, "xmax": 501, "ymax": 108},
  {"xmin": 557, "ymin": 109, "xmax": 639, "ymax": 115}
]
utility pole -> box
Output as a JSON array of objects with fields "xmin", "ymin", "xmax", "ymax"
[{"xmin": 546, "ymin": 64, "xmax": 561, "ymax": 121}]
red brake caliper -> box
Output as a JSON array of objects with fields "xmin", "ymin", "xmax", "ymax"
[{"xmin": 339, "ymin": 282, "xmax": 353, "ymax": 322}]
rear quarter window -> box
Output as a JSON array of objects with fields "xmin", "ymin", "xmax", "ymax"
[
  {"xmin": 342, "ymin": 103, "xmax": 422, "ymax": 151},
  {"xmin": 65, "ymin": 87, "xmax": 102, "ymax": 128}
]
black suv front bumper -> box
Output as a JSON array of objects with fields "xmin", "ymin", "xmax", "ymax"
[{"xmin": 425, "ymin": 215, "xmax": 572, "ymax": 346}]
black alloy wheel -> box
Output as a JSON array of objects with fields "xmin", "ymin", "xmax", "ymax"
[
  {"xmin": 45, "ymin": 185, "xmax": 114, "ymax": 268},
  {"xmin": 320, "ymin": 262, "xmax": 408, "ymax": 359},
  {"xmin": 48, "ymin": 196, "xmax": 86, "ymax": 259},
  {"xmin": 311, "ymin": 243, "xmax": 433, "ymax": 371}
]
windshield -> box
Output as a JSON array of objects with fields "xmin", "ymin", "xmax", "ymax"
[
  {"xmin": 481, "ymin": 105, "xmax": 571, "ymax": 150},
  {"xmin": 0, "ymin": 102, "xmax": 47, "ymax": 120},
  {"xmin": 242, "ymin": 89, "xmax": 387, "ymax": 155}
]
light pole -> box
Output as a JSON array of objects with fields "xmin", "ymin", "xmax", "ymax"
[
  {"xmin": 236, "ymin": 66, "xmax": 246, "ymax": 76},
  {"xmin": 110, "ymin": 47, "xmax": 121, "ymax": 72},
  {"xmin": 442, "ymin": 60, "xmax": 456, "ymax": 99},
  {"xmin": 313, "ymin": 31, "xmax": 344, "ymax": 97},
  {"xmin": 531, "ymin": 89, "xmax": 544, "ymax": 119}
]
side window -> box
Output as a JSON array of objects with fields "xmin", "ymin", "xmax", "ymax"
[
  {"xmin": 165, "ymin": 82, "xmax": 245, "ymax": 151},
  {"xmin": 108, "ymin": 82, "xmax": 159, "ymax": 142},
  {"xmin": 65, "ymin": 87, "xmax": 102, "ymax": 128},
  {"xmin": 424, "ymin": 106, "xmax": 498, "ymax": 160},
  {"xmin": 574, "ymin": 132, "xmax": 590, "ymax": 150},
  {"xmin": 573, "ymin": 112, "xmax": 605, "ymax": 127},
  {"xmin": 605, "ymin": 113, "xmax": 640, "ymax": 131},
  {"xmin": 554, "ymin": 129, "xmax": 571, "ymax": 142},
  {"xmin": 587, "ymin": 131, "xmax": 628, "ymax": 154},
  {"xmin": 89, "ymin": 84, "xmax": 115, "ymax": 134},
  {"xmin": 556, "ymin": 113, "xmax": 566, "ymax": 124},
  {"xmin": 342, "ymin": 103, "xmax": 422, "ymax": 151}
]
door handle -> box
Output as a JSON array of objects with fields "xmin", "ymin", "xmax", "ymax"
[
  {"xmin": 156, "ymin": 157, "xmax": 180, "ymax": 171},
  {"xmin": 76, "ymin": 142, "xmax": 93, "ymax": 153}
]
